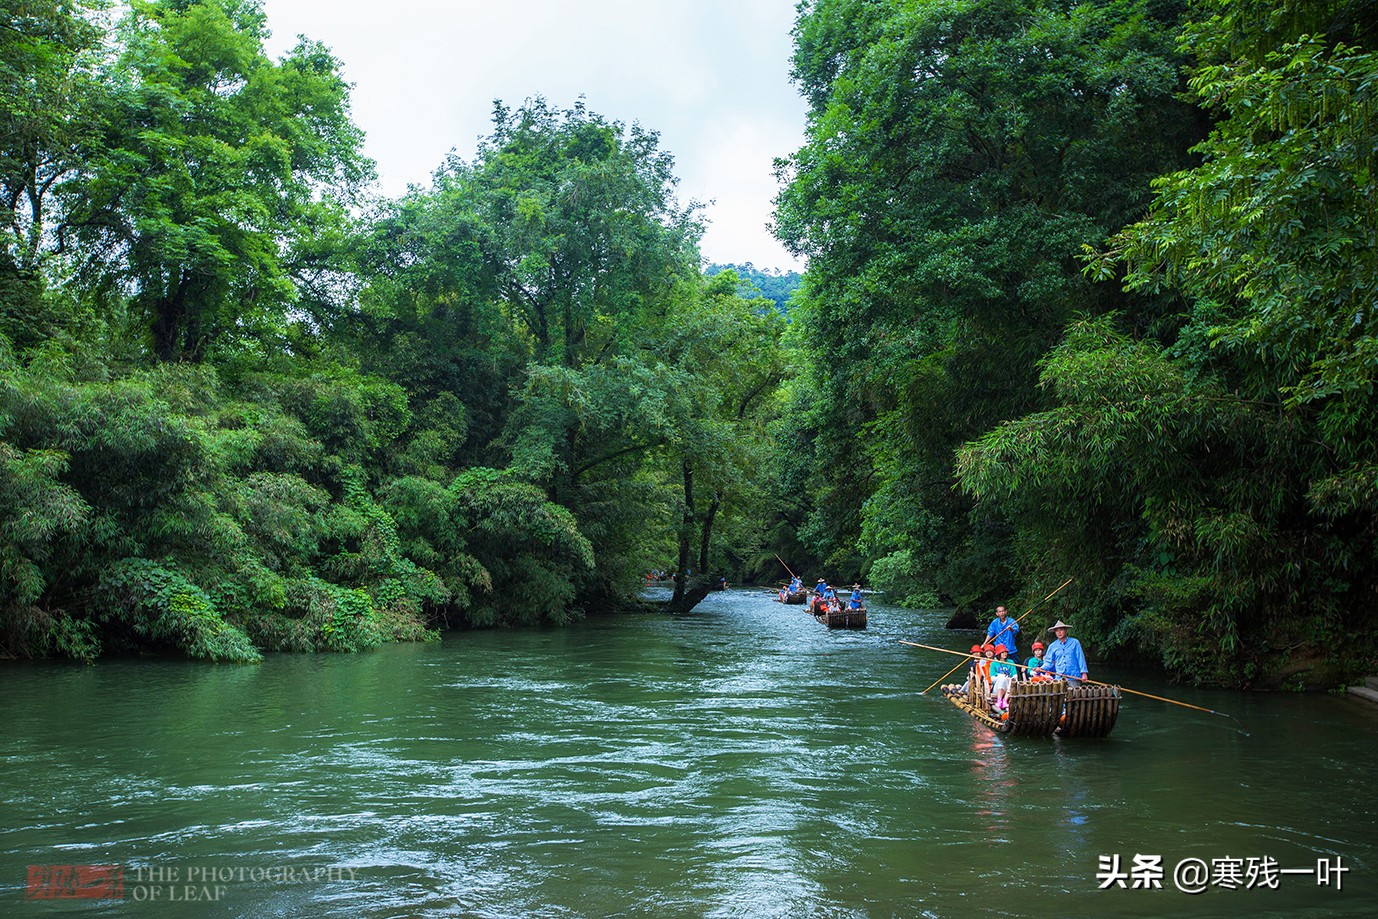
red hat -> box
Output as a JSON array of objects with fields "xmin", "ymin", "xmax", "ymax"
[
  {"xmin": 993, "ymin": 644, "xmax": 1008, "ymax": 655},
  {"xmin": 982, "ymin": 645, "xmax": 996, "ymax": 655},
  {"xmin": 1031, "ymin": 642, "xmax": 1045, "ymax": 650},
  {"xmin": 970, "ymin": 645, "xmax": 984, "ymax": 654}
]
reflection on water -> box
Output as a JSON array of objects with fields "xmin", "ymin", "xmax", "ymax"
[
  {"xmin": 967, "ymin": 721, "xmax": 1012, "ymax": 840},
  {"xmin": 1, "ymin": 587, "xmax": 1375, "ymax": 917}
]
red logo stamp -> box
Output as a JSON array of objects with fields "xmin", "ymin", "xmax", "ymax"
[{"xmin": 26, "ymin": 865, "xmax": 124, "ymax": 899}]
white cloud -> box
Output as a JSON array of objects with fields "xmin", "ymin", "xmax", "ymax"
[{"xmin": 261, "ymin": 0, "xmax": 807, "ymax": 269}]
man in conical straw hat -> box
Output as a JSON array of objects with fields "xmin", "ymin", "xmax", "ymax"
[{"xmin": 1033, "ymin": 619, "xmax": 1089, "ymax": 687}]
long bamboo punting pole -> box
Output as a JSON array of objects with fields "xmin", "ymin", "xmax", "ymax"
[
  {"xmin": 917, "ymin": 577, "xmax": 1075, "ymax": 695},
  {"xmin": 901, "ymin": 640, "xmax": 1230, "ymax": 718}
]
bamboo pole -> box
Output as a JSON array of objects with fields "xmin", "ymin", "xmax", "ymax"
[
  {"xmin": 901, "ymin": 640, "xmax": 1229, "ymax": 718},
  {"xmin": 917, "ymin": 577, "xmax": 1074, "ymax": 694}
]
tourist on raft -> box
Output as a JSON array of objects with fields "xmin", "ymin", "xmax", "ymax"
[
  {"xmin": 849, "ymin": 584, "xmax": 864, "ymax": 610},
  {"xmin": 988, "ymin": 645, "xmax": 1018, "ymax": 711},
  {"xmin": 1024, "ymin": 641, "xmax": 1046, "ymax": 678},
  {"xmin": 971, "ymin": 643, "xmax": 998, "ymax": 700},
  {"xmin": 986, "ymin": 604, "xmax": 1019, "ymax": 662},
  {"xmin": 1034, "ymin": 620, "xmax": 1089, "ymax": 686},
  {"xmin": 959, "ymin": 645, "xmax": 986, "ymax": 694}
]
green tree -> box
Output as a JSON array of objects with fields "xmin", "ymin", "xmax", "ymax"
[
  {"xmin": 68, "ymin": 0, "xmax": 371, "ymax": 362},
  {"xmin": 655, "ymin": 271, "xmax": 787, "ymax": 607},
  {"xmin": 0, "ymin": 0, "xmax": 111, "ymax": 347},
  {"xmin": 449, "ymin": 98, "xmax": 700, "ymax": 371}
]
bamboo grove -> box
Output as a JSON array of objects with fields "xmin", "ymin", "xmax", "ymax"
[{"xmin": 3, "ymin": 0, "xmax": 1376, "ymax": 688}]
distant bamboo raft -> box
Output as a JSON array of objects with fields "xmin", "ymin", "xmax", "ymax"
[{"xmin": 940, "ymin": 678, "xmax": 1120, "ymax": 738}]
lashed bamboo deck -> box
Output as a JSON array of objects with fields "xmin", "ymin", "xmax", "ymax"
[{"xmin": 940, "ymin": 678, "xmax": 1120, "ymax": 738}]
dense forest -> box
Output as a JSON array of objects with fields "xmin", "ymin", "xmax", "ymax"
[
  {"xmin": 776, "ymin": 0, "xmax": 1378, "ymax": 688},
  {"xmin": 0, "ymin": 0, "xmax": 786, "ymax": 662},
  {"xmin": 2, "ymin": 0, "xmax": 1375, "ymax": 688}
]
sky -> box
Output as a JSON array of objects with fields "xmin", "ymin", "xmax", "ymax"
[{"xmin": 259, "ymin": 0, "xmax": 809, "ymax": 271}]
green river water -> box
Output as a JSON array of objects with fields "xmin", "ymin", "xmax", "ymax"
[{"xmin": 2, "ymin": 588, "xmax": 1375, "ymax": 917}]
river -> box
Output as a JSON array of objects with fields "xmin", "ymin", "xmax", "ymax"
[{"xmin": 2, "ymin": 588, "xmax": 1374, "ymax": 917}]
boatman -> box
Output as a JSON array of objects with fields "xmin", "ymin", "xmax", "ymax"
[
  {"xmin": 849, "ymin": 584, "xmax": 863, "ymax": 609},
  {"xmin": 1035, "ymin": 619, "xmax": 1089, "ymax": 686},
  {"xmin": 986, "ymin": 605, "xmax": 1019, "ymax": 662},
  {"xmin": 815, "ymin": 578, "xmax": 828, "ymax": 597}
]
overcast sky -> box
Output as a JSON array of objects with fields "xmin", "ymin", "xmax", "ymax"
[{"xmin": 259, "ymin": 0, "xmax": 808, "ymax": 271}]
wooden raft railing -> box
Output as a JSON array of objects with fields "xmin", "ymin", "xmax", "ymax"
[
  {"xmin": 1003, "ymin": 681, "xmax": 1066, "ymax": 736},
  {"xmin": 1057, "ymin": 684, "xmax": 1121, "ymax": 738}
]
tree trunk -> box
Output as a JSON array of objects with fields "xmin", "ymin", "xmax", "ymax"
[
  {"xmin": 668, "ymin": 580, "xmax": 715, "ymax": 615},
  {"xmin": 672, "ymin": 459, "xmax": 694, "ymax": 606},
  {"xmin": 152, "ymin": 274, "xmax": 192, "ymax": 362},
  {"xmin": 697, "ymin": 490, "xmax": 722, "ymax": 575}
]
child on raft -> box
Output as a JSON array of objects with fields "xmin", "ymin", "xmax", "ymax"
[
  {"xmin": 958, "ymin": 645, "xmax": 986, "ymax": 695},
  {"xmin": 988, "ymin": 644, "xmax": 1018, "ymax": 711}
]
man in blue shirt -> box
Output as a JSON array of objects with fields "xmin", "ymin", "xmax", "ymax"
[
  {"xmin": 849, "ymin": 584, "xmax": 864, "ymax": 609},
  {"xmin": 1036, "ymin": 620, "xmax": 1089, "ymax": 685},
  {"xmin": 986, "ymin": 605, "xmax": 1019, "ymax": 662}
]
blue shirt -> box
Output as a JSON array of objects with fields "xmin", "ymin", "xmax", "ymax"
[
  {"xmin": 1039, "ymin": 636, "xmax": 1089, "ymax": 679},
  {"xmin": 849, "ymin": 588, "xmax": 862, "ymax": 609},
  {"xmin": 986, "ymin": 616, "xmax": 1020, "ymax": 657}
]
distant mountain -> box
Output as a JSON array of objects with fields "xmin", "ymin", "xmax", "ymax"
[{"xmin": 705, "ymin": 262, "xmax": 803, "ymax": 314}]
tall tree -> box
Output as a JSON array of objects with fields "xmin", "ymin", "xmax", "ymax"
[
  {"xmin": 68, "ymin": 0, "xmax": 371, "ymax": 362},
  {"xmin": 448, "ymin": 98, "xmax": 700, "ymax": 371},
  {"xmin": 0, "ymin": 0, "xmax": 108, "ymax": 273},
  {"xmin": 655, "ymin": 271, "xmax": 787, "ymax": 607},
  {"xmin": 0, "ymin": 0, "xmax": 111, "ymax": 347},
  {"xmin": 444, "ymin": 100, "xmax": 702, "ymax": 513}
]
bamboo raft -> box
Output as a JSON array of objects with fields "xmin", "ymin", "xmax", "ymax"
[
  {"xmin": 776, "ymin": 590, "xmax": 808, "ymax": 605},
  {"xmin": 940, "ymin": 678, "xmax": 1120, "ymax": 738},
  {"xmin": 812, "ymin": 602, "xmax": 867, "ymax": 629}
]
